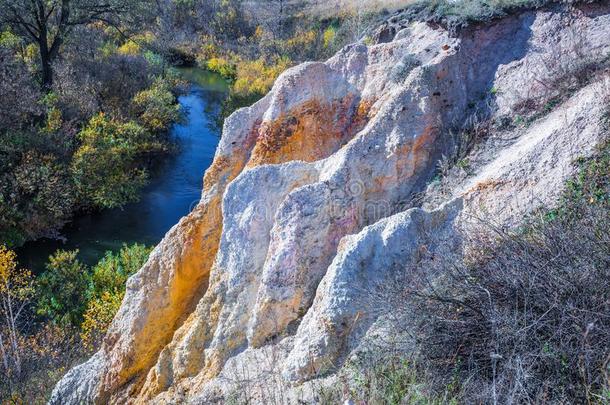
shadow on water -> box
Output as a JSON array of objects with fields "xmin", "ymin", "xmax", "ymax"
[{"xmin": 17, "ymin": 68, "xmax": 229, "ymax": 273}]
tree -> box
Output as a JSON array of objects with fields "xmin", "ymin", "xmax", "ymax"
[
  {"xmin": 0, "ymin": 0, "xmax": 146, "ymax": 89},
  {"xmin": 0, "ymin": 46, "xmax": 42, "ymax": 129},
  {"xmin": 70, "ymin": 113, "xmax": 158, "ymax": 209},
  {"xmin": 37, "ymin": 250, "xmax": 89, "ymax": 327},
  {"xmin": 0, "ymin": 245, "xmax": 34, "ymax": 388}
]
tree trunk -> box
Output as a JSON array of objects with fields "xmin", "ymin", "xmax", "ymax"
[
  {"xmin": 38, "ymin": 24, "xmax": 54, "ymax": 91},
  {"xmin": 40, "ymin": 50, "xmax": 53, "ymax": 90}
]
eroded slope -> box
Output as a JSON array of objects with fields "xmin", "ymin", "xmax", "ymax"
[{"xmin": 51, "ymin": 4, "xmax": 610, "ymax": 403}]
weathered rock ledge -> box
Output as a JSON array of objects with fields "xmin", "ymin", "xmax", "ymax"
[{"xmin": 51, "ymin": 3, "xmax": 610, "ymax": 403}]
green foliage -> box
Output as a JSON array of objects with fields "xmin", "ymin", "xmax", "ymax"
[
  {"xmin": 0, "ymin": 30, "xmax": 21, "ymax": 49},
  {"xmin": 35, "ymin": 244, "xmax": 151, "ymax": 337},
  {"xmin": 194, "ymin": 14, "xmax": 349, "ymax": 119},
  {"xmin": 206, "ymin": 57, "xmax": 237, "ymax": 80},
  {"xmin": 71, "ymin": 113, "xmax": 166, "ymax": 209},
  {"xmin": 1, "ymin": 244, "xmax": 151, "ymax": 400},
  {"xmin": 563, "ymin": 138, "xmax": 610, "ymax": 207},
  {"xmin": 80, "ymin": 291, "xmax": 123, "ymax": 349},
  {"xmin": 219, "ymin": 56, "xmax": 293, "ymax": 118},
  {"xmin": 546, "ymin": 137, "xmax": 610, "ymax": 220},
  {"xmin": 90, "ymin": 243, "xmax": 152, "ymax": 297},
  {"xmin": 233, "ymin": 56, "xmax": 292, "ymax": 97},
  {"xmin": 144, "ymin": 50, "xmax": 165, "ymax": 69},
  {"xmin": 323, "ymin": 25, "xmax": 337, "ymax": 49},
  {"xmin": 0, "ymin": 24, "xmax": 182, "ymax": 247},
  {"xmin": 200, "ymin": 50, "xmax": 293, "ymax": 118},
  {"xmin": 100, "ymin": 41, "xmax": 118, "ymax": 58},
  {"xmin": 37, "ymin": 250, "xmax": 89, "ymax": 327},
  {"xmin": 132, "ymin": 77, "xmax": 182, "ymax": 133},
  {"xmin": 0, "ymin": 148, "xmax": 74, "ymax": 247},
  {"xmin": 81, "ymin": 243, "xmax": 152, "ymax": 347}
]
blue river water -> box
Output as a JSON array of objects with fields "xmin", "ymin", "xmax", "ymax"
[{"xmin": 18, "ymin": 68, "xmax": 228, "ymax": 273}]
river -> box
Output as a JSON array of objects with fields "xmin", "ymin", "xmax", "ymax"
[{"xmin": 17, "ymin": 68, "xmax": 229, "ymax": 273}]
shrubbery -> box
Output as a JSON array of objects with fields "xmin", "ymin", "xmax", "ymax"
[
  {"xmin": 220, "ymin": 55, "xmax": 294, "ymax": 117},
  {"xmin": 206, "ymin": 56, "xmax": 237, "ymax": 80},
  {"xmin": 132, "ymin": 76, "xmax": 183, "ymax": 133},
  {"xmin": 37, "ymin": 250, "xmax": 90, "ymax": 327},
  {"xmin": 395, "ymin": 203, "xmax": 610, "ymax": 403},
  {"xmin": 0, "ymin": 28, "xmax": 183, "ymax": 246},
  {"xmin": 184, "ymin": 6, "xmax": 358, "ymax": 120},
  {"xmin": 36, "ymin": 244, "xmax": 152, "ymax": 331},
  {"xmin": 353, "ymin": 137, "xmax": 610, "ymax": 404},
  {"xmin": 0, "ymin": 243, "xmax": 151, "ymax": 402},
  {"xmin": 4, "ymin": 151, "xmax": 75, "ymax": 243},
  {"xmin": 81, "ymin": 244, "xmax": 152, "ymax": 347},
  {"xmin": 71, "ymin": 114, "xmax": 155, "ymax": 209}
]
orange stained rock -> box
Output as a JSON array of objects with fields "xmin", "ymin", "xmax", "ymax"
[
  {"xmin": 203, "ymin": 126, "xmax": 260, "ymax": 192},
  {"xmin": 99, "ymin": 195, "xmax": 223, "ymax": 402},
  {"xmin": 397, "ymin": 124, "xmax": 436, "ymax": 182},
  {"xmin": 247, "ymin": 96, "xmax": 372, "ymax": 167},
  {"xmin": 99, "ymin": 133, "xmax": 265, "ymax": 401},
  {"xmin": 99, "ymin": 96, "xmax": 375, "ymax": 402},
  {"xmin": 471, "ymin": 179, "xmax": 504, "ymax": 193}
]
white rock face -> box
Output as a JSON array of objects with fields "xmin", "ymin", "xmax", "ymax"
[
  {"xmin": 51, "ymin": 4, "xmax": 610, "ymax": 404},
  {"xmin": 282, "ymin": 198, "xmax": 463, "ymax": 383}
]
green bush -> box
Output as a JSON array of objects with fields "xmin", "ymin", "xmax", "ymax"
[
  {"xmin": 71, "ymin": 113, "xmax": 165, "ymax": 209},
  {"xmin": 81, "ymin": 243, "xmax": 152, "ymax": 347},
  {"xmin": 36, "ymin": 244, "xmax": 152, "ymax": 334},
  {"xmin": 0, "ymin": 148, "xmax": 74, "ymax": 246},
  {"xmin": 90, "ymin": 243, "xmax": 152, "ymax": 297},
  {"xmin": 0, "ymin": 29, "xmax": 21, "ymax": 50},
  {"xmin": 131, "ymin": 77, "xmax": 182, "ymax": 133},
  {"xmin": 206, "ymin": 56, "xmax": 237, "ymax": 80},
  {"xmin": 37, "ymin": 250, "xmax": 89, "ymax": 327}
]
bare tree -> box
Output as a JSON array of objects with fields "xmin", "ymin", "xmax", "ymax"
[
  {"xmin": 253, "ymin": 0, "xmax": 290, "ymax": 40},
  {"xmin": 0, "ymin": 246, "xmax": 34, "ymax": 391},
  {"xmin": 0, "ymin": 47, "xmax": 42, "ymax": 130},
  {"xmin": 0, "ymin": 0, "xmax": 146, "ymax": 89}
]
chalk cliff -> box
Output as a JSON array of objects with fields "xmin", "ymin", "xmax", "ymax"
[{"xmin": 51, "ymin": 3, "xmax": 610, "ymax": 403}]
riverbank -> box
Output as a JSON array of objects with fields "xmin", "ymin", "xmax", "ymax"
[{"xmin": 17, "ymin": 69, "xmax": 228, "ymax": 274}]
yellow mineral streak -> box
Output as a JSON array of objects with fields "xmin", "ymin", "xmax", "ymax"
[{"xmin": 99, "ymin": 193, "xmax": 224, "ymax": 402}]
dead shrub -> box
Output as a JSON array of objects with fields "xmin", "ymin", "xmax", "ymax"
[{"xmin": 380, "ymin": 201, "xmax": 610, "ymax": 404}]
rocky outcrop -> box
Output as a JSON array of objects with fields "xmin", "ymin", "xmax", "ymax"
[{"xmin": 52, "ymin": 3, "xmax": 610, "ymax": 404}]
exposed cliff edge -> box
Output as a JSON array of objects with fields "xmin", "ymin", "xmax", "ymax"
[{"xmin": 51, "ymin": 3, "xmax": 610, "ymax": 404}]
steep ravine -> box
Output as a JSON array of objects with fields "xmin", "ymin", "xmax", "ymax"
[{"xmin": 52, "ymin": 3, "xmax": 610, "ymax": 404}]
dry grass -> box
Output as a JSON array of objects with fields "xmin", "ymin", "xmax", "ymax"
[
  {"xmin": 301, "ymin": 0, "xmax": 418, "ymax": 16},
  {"xmin": 243, "ymin": 0, "xmax": 417, "ymax": 19},
  {"xmin": 369, "ymin": 181, "xmax": 610, "ymax": 404}
]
